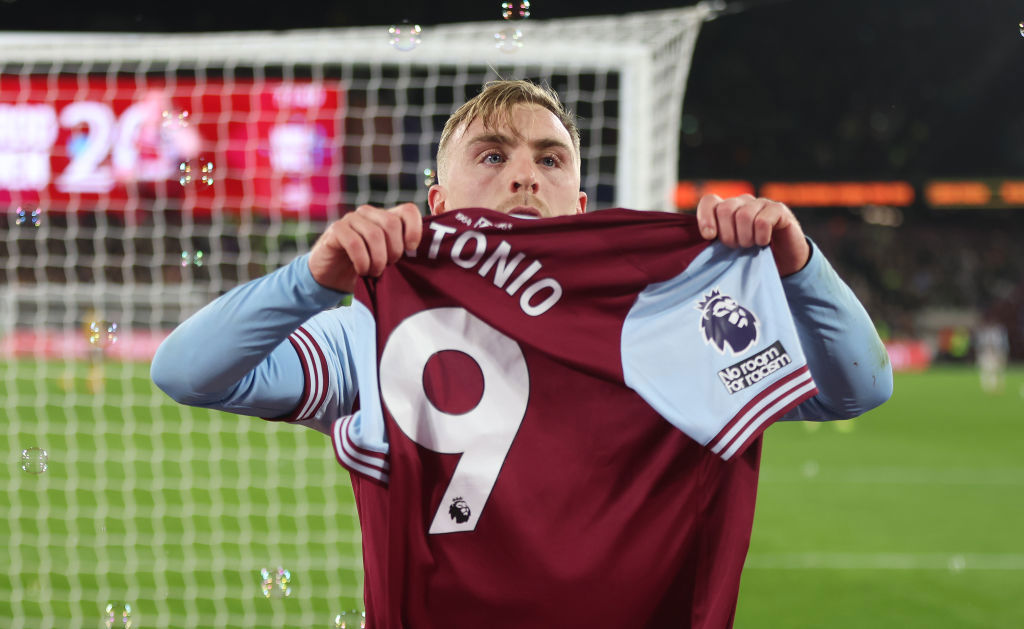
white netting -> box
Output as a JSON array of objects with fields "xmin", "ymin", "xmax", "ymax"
[{"xmin": 0, "ymin": 6, "xmax": 711, "ymax": 627}]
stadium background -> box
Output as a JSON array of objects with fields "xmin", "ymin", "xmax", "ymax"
[{"xmin": 2, "ymin": 0, "xmax": 1023, "ymax": 627}]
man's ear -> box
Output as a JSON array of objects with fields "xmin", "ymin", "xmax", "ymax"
[
  {"xmin": 576, "ymin": 190, "xmax": 588, "ymax": 214},
  {"xmin": 427, "ymin": 184, "xmax": 447, "ymax": 216}
]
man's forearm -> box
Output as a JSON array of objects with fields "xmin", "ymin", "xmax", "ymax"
[
  {"xmin": 150, "ymin": 253, "xmax": 346, "ymax": 414},
  {"xmin": 781, "ymin": 241, "xmax": 893, "ymax": 420}
]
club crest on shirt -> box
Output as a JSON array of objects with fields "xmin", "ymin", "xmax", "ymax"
[
  {"xmin": 696, "ymin": 289, "xmax": 760, "ymax": 355},
  {"xmin": 449, "ymin": 497, "xmax": 471, "ymax": 524}
]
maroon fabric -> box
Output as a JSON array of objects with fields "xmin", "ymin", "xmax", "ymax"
[{"xmin": 351, "ymin": 208, "xmax": 763, "ymax": 628}]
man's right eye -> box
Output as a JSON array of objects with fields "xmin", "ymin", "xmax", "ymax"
[{"xmin": 483, "ymin": 153, "xmax": 504, "ymax": 164}]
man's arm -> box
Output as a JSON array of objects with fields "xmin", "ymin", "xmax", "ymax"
[
  {"xmin": 151, "ymin": 203, "xmax": 423, "ymax": 425},
  {"xmin": 777, "ymin": 240, "xmax": 892, "ymax": 419},
  {"xmin": 696, "ymin": 193, "xmax": 892, "ymax": 420},
  {"xmin": 150, "ymin": 252, "xmax": 347, "ymax": 418}
]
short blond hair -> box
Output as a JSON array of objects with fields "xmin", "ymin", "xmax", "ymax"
[{"xmin": 435, "ymin": 80, "xmax": 581, "ymax": 184}]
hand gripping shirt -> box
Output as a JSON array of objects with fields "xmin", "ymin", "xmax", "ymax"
[{"xmin": 311, "ymin": 208, "xmax": 817, "ymax": 628}]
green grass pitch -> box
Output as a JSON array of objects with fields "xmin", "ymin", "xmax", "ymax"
[
  {"xmin": 738, "ymin": 366, "xmax": 1024, "ymax": 628},
  {"xmin": 3, "ymin": 361, "xmax": 1023, "ymax": 627}
]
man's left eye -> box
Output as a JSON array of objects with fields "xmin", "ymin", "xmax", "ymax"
[{"xmin": 541, "ymin": 156, "xmax": 558, "ymax": 167}]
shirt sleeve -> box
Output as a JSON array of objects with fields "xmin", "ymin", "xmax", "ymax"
[
  {"xmin": 621, "ymin": 242, "xmax": 819, "ymax": 460},
  {"xmin": 779, "ymin": 239, "xmax": 894, "ymax": 421},
  {"xmin": 150, "ymin": 253, "xmax": 361, "ymax": 433}
]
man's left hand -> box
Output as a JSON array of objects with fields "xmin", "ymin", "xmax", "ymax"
[{"xmin": 695, "ymin": 193, "xmax": 811, "ymax": 277}]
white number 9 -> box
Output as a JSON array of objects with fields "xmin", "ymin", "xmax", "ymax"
[{"xmin": 379, "ymin": 307, "xmax": 529, "ymax": 534}]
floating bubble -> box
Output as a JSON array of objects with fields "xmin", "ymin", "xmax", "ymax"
[
  {"xmin": 276, "ymin": 567, "xmax": 292, "ymax": 597},
  {"xmin": 104, "ymin": 602, "xmax": 132, "ymax": 628},
  {"xmin": 259, "ymin": 568, "xmax": 274, "ymax": 598},
  {"xmin": 334, "ymin": 610, "xmax": 366, "ymax": 628},
  {"xmin": 388, "ymin": 22, "xmax": 422, "ymax": 52},
  {"xmin": 501, "ymin": 0, "xmax": 531, "ymax": 20},
  {"xmin": 200, "ymin": 160, "xmax": 214, "ymax": 185},
  {"xmin": 1019, "ymin": 21, "xmax": 1024, "ymax": 37},
  {"xmin": 260, "ymin": 567, "xmax": 292, "ymax": 598},
  {"xmin": 179, "ymin": 158, "xmax": 215, "ymax": 187},
  {"xmin": 87, "ymin": 321, "xmax": 119, "ymax": 349},
  {"xmin": 423, "ymin": 168, "xmax": 436, "ymax": 187},
  {"xmin": 161, "ymin": 109, "xmax": 193, "ymax": 152},
  {"xmin": 157, "ymin": 106, "xmax": 201, "ymax": 158},
  {"xmin": 14, "ymin": 206, "xmax": 41, "ymax": 227},
  {"xmin": 161, "ymin": 108, "xmax": 190, "ymax": 131},
  {"xmin": 20, "ymin": 447, "xmax": 48, "ymax": 475},
  {"xmin": 180, "ymin": 250, "xmax": 205, "ymax": 267},
  {"xmin": 494, "ymin": 27, "xmax": 523, "ymax": 53}
]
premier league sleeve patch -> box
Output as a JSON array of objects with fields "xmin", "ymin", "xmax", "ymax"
[
  {"xmin": 697, "ymin": 289, "xmax": 760, "ymax": 354},
  {"xmin": 695, "ymin": 289, "xmax": 795, "ymax": 394}
]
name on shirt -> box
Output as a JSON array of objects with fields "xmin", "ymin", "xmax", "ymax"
[
  {"xmin": 718, "ymin": 341, "xmax": 793, "ymax": 394},
  {"xmin": 411, "ymin": 221, "xmax": 563, "ymax": 317}
]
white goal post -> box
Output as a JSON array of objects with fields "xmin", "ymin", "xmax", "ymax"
[{"xmin": 0, "ymin": 6, "xmax": 713, "ymax": 628}]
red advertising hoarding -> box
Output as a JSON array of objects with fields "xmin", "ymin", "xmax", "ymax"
[{"xmin": 0, "ymin": 75, "xmax": 343, "ymax": 218}]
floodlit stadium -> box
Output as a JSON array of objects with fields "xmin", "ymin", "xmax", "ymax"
[{"xmin": 3, "ymin": 1, "xmax": 1023, "ymax": 627}]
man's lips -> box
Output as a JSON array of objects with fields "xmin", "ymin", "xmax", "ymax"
[{"xmin": 508, "ymin": 205, "xmax": 541, "ymax": 217}]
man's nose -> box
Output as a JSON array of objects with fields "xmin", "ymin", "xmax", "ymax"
[{"xmin": 509, "ymin": 159, "xmax": 539, "ymax": 194}]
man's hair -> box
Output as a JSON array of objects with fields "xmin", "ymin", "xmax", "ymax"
[{"xmin": 435, "ymin": 80, "xmax": 581, "ymax": 184}]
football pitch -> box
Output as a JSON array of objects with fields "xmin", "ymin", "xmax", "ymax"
[{"xmin": 3, "ymin": 360, "xmax": 1023, "ymax": 627}]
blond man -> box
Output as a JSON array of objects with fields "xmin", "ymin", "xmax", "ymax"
[{"xmin": 154, "ymin": 80, "xmax": 891, "ymax": 627}]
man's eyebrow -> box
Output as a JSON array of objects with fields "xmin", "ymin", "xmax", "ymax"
[
  {"xmin": 466, "ymin": 132, "xmax": 573, "ymax": 155},
  {"xmin": 466, "ymin": 132, "xmax": 516, "ymax": 148}
]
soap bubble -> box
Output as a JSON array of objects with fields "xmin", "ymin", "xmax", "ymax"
[
  {"xmin": 494, "ymin": 27, "xmax": 523, "ymax": 53},
  {"xmin": 158, "ymin": 106, "xmax": 201, "ymax": 158},
  {"xmin": 199, "ymin": 160, "xmax": 214, "ymax": 185},
  {"xmin": 334, "ymin": 609, "xmax": 366, "ymax": 628},
  {"xmin": 20, "ymin": 447, "xmax": 48, "ymax": 475},
  {"xmin": 423, "ymin": 168, "xmax": 436, "ymax": 187},
  {"xmin": 179, "ymin": 158, "xmax": 214, "ymax": 186},
  {"xmin": 501, "ymin": 1, "xmax": 531, "ymax": 20},
  {"xmin": 14, "ymin": 206, "xmax": 41, "ymax": 227},
  {"xmin": 260, "ymin": 567, "xmax": 292, "ymax": 598},
  {"xmin": 276, "ymin": 567, "xmax": 292, "ymax": 597},
  {"xmin": 87, "ymin": 321, "xmax": 119, "ymax": 349},
  {"xmin": 180, "ymin": 250, "xmax": 204, "ymax": 267},
  {"xmin": 104, "ymin": 602, "xmax": 132, "ymax": 628},
  {"xmin": 161, "ymin": 108, "xmax": 190, "ymax": 131},
  {"xmin": 260, "ymin": 568, "xmax": 274, "ymax": 598},
  {"xmin": 388, "ymin": 23, "xmax": 422, "ymax": 52}
]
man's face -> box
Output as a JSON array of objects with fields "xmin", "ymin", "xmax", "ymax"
[{"xmin": 428, "ymin": 104, "xmax": 587, "ymax": 218}]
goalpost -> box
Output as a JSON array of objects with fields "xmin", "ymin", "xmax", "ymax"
[{"xmin": 0, "ymin": 5, "xmax": 713, "ymax": 627}]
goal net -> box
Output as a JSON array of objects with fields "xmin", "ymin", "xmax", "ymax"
[{"xmin": 0, "ymin": 5, "xmax": 712, "ymax": 627}]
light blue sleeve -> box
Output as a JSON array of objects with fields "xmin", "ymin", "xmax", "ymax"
[
  {"xmin": 150, "ymin": 253, "xmax": 361, "ymax": 433},
  {"xmin": 622, "ymin": 243, "xmax": 819, "ymax": 459},
  {"xmin": 779, "ymin": 239, "xmax": 893, "ymax": 421}
]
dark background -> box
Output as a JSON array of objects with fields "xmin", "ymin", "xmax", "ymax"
[{"xmin": 4, "ymin": 0, "xmax": 1022, "ymax": 182}]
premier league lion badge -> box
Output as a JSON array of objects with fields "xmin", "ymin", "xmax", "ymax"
[{"xmin": 697, "ymin": 289, "xmax": 760, "ymax": 355}]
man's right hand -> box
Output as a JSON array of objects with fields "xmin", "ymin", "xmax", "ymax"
[{"xmin": 308, "ymin": 203, "xmax": 424, "ymax": 293}]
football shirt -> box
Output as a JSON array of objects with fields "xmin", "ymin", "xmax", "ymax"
[{"xmin": 304, "ymin": 208, "xmax": 817, "ymax": 627}]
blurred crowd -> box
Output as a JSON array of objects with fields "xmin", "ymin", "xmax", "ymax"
[{"xmin": 800, "ymin": 209, "xmax": 1024, "ymax": 361}]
